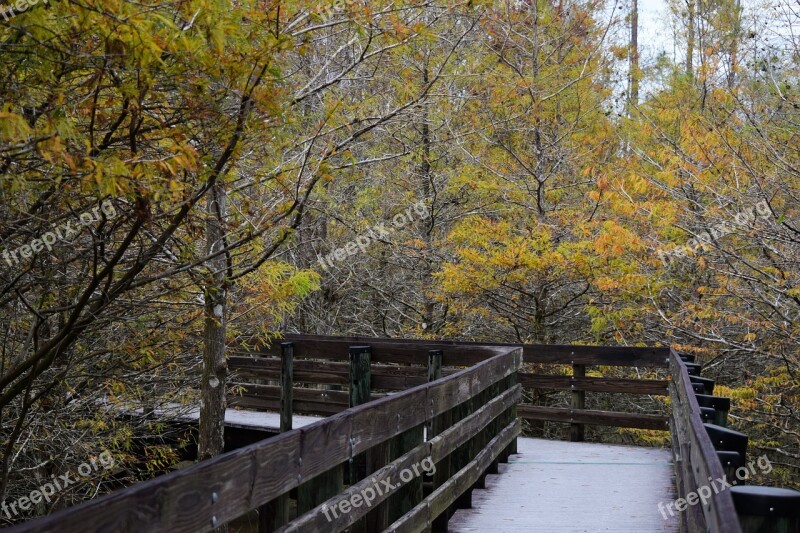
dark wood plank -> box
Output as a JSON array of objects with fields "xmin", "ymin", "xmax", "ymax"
[
  {"xmin": 280, "ymin": 343, "xmax": 293, "ymax": 433},
  {"xmin": 519, "ymin": 374, "xmax": 669, "ymax": 395},
  {"xmin": 231, "ymin": 383, "xmax": 350, "ymax": 406},
  {"xmin": 235, "ymin": 335, "xmax": 505, "ymax": 365},
  {"xmin": 277, "ymin": 334, "xmax": 668, "ymax": 365},
  {"xmin": 518, "ymin": 405, "xmax": 670, "ymax": 431},
  {"xmin": 521, "ymin": 345, "xmax": 670, "ymax": 367},
  {"xmin": 570, "ymin": 364, "xmax": 586, "ymax": 442},
  {"xmin": 237, "ymin": 334, "xmax": 668, "ymax": 367},
  {"xmin": 230, "ymin": 356, "xmax": 435, "ymax": 390},
  {"xmin": 349, "ymin": 344, "xmax": 372, "ymax": 527},
  {"xmin": 388, "ymin": 425, "xmax": 425, "ymax": 523},
  {"xmin": 229, "ymin": 396, "xmax": 344, "ymax": 417},
  {"xmin": 7, "ymin": 430, "xmax": 304, "ymax": 533},
  {"xmin": 258, "ymin": 343, "xmax": 294, "ymax": 533}
]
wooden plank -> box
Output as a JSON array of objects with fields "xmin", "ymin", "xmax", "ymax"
[
  {"xmin": 349, "ymin": 344, "xmax": 372, "ymax": 525},
  {"xmin": 365, "ymin": 440, "xmax": 391, "ymax": 531},
  {"xmin": 280, "ymin": 343, "xmax": 293, "ymax": 433},
  {"xmin": 297, "ymin": 464, "xmax": 344, "ymax": 515},
  {"xmin": 235, "ymin": 336, "xmax": 505, "ymax": 365},
  {"xmin": 427, "ymin": 350, "xmax": 443, "ymax": 442},
  {"xmin": 6, "ymin": 430, "xmax": 304, "ymax": 533},
  {"xmin": 228, "ymin": 396, "xmax": 344, "ymax": 417},
  {"xmin": 570, "ymin": 364, "xmax": 586, "ymax": 442},
  {"xmin": 231, "ymin": 383, "xmax": 350, "ymax": 406},
  {"xmin": 350, "ymin": 388, "xmax": 430, "ymax": 458},
  {"xmin": 519, "ymin": 374, "xmax": 669, "ymax": 395},
  {"xmin": 384, "ymin": 501, "xmax": 432, "ymax": 533},
  {"xmin": 518, "ymin": 405, "xmax": 670, "ymax": 431},
  {"xmin": 230, "ymin": 357, "xmax": 350, "ymax": 386},
  {"xmin": 505, "ymin": 372, "xmax": 518, "ymax": 456},
  {"xmin": 522, "ymin": 345, "xmax": 670, "ymax": 367},
  {"xmin": 298, "ymin": 411, "xmax": 352, "ymax": 482},
  {"xmin": 259, "ymin": 343, "xmax": 294, "ymax": 533},
  {"xmin": 230, "ymin": 357, "xmax": 433, "ymax": 390},
  {"xmin": 295, "ymin": 346, "xmax": 345, "ymax": 518},
  {"xmin": 238, "ymin": 334, "xmax": 668, "ymax": 367},
  {"xmin": 449, "ymin": 437, "xmax": 679, "ymax": 533},
  {"xmin": 388, "ymin": 425, "xmax": 425, "ymax": 523},
  {"xmin": 427, "ymin": 349, "xmax": 450, "ymax": 533}
]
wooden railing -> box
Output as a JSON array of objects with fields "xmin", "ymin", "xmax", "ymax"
[
  {"xmin": 227, "ymin": 336, "xmax": 509, "ymax": 417},
  {"xmin": 9, "ymin": 343, "xmax": 521, "ymax": 533},
  {"xmin": 11, "ymin": 335, "xmax": 756, "ymax": 532},
  {"xmin": 669, "ymin": 348, "xmax": 742, "ymax": 533},
  {"xmin": 230, "ymin": 335, "xmax": 671, "ymax": 441},
  {"xmin": 516, "ymin": 344, "xmax": 670, "ymax": 439}
]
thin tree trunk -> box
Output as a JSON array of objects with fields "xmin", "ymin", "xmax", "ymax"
[
  {"xmin": 199, "ymin": 179, "xmax": 228, "ymax": 467},
  {"xmin": 629, "ymin": 0, "xmax": 639, "ymax": 108},
  {"xmin": 686, "ymin": 0, "xmax": 695, "ymax": 78},
  {"xmin": 727, "ymin": 0, "xmax": 741, "ymax": 89}
]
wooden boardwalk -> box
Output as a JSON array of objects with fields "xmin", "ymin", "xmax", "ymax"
[
  {"xmin": 17, "ymin": 338, "xmax": 752, "ymax": 533},
  {"xmin": 450, "ymin": 437, "xmax": 679, "ymax": 532}
]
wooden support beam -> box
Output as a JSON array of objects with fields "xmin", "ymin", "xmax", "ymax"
[
  {"xmin": 259, "ymin": 342, "xmax": 293, "ymax": 533},
  {"xmin": 570, "ymin": 364, "xmax": 586, "ymax": 442},
  {"xmin": 349, "ymin": 345, "xmax": 372, "ymax": 533},
  {"xmin": 428, "ymin": 350, "xmax": 451, "ymax": 533},
  {"xmin": 280, "ymin": 342, "xmax": 293, "ymax": 433}
]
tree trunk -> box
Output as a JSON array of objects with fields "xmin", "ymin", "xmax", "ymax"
[
  {"xmin": 686, "ymin": 0, "xmax": 695, "ymax": 78},
  {"xmin": 629, "ymin": 0, "xmax": 639, "ymax": 108},
  {"xmin": 199, "ymin": 179, "xmax": 228, "ymax": 467}
]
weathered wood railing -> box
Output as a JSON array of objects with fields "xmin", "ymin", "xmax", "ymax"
[
  {"xmin": 9, "ymin": 343, "xmax": 521, "ymax": 533},
  {"xmin": 669, "ymin": 347, "xmax": 742, "ymax": 533},
  {"xmin": 227, "ymin": 337, "xmax": 506, "ymax": 417},
  {"xmin": 231, "ymin": 335, "xmax": 671, "ymax": 441},
  {"xmin": 514, "ymin": 344, "xmax": 670, "ymax": 439}
]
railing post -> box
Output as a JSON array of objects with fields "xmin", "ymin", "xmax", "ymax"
[
  {"xmin": 505, "ymin": 349, "xmax": 520, "ymax": 456},
  {"xmin": 388, "ymin": 423, "xmax": 424, "ymax": 523},
  {"xmin": 259, "ymin": 342, "xmax": 293, "ymax": 533},
  {"xmin": 427, "ymin": 349, "xmax": 443, "ymax": 440},
  {"xmin": 296, "ymin": 344, "xmax": 346, "ymax": 519},
  {"xmin": 570, "ymin": 362, "xmax": 586, "ymax": 442},
  {"xmin": 428, "ymin": 350, "xmax": 452, "ymax": 532},
  {"xmin": 280, "ymin": 342, "xmax": 293, "ymax": 433},
  {"xmin": 348, "ymin": 345, "xmax": 372, "ymax": 533}
]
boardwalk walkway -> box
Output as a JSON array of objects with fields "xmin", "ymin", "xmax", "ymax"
[{"xmin": 450, "ymin": 437, "xmax": 679, "ymax": 532}]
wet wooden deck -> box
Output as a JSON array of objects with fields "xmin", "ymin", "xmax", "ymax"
[{"xmin": 450, "ymin": 437, "xmax": 679, "ymax": 532}]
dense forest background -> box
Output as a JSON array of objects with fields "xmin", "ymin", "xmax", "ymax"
[{"xmin": 1, "ymin": 0, "xmax": 799, "ymax": 523}]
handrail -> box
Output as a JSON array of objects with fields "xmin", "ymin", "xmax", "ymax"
[
  {"xmin": 231, "ymin": 335, "xmax": 672, "ymax": 436},
  {"xmin": 669, "ymin": 348, "xmax": 742, "ymax": 533},
  {"xmin": 9, "ymin": 345, "xmax": 522, "ymax": 533}
]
